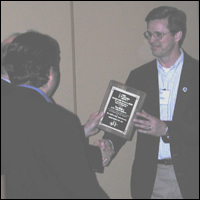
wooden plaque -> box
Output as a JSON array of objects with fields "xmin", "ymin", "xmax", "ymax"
[{"xmin": 97, "ymin": 80, "xmax": 146, "ymax": 140}]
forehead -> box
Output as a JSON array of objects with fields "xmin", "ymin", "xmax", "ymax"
[{"xmin": 147, "ymin": 19, "xmax": 169, "ymax": 32}]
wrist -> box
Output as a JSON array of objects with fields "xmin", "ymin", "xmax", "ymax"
[{"xmin": 83, "ymin": 125, "xmax": 89, "ymax": 138}]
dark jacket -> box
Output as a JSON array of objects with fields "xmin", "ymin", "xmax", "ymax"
[
  {"xmin": 104, "ymin": 51, "xmax": 199, "ymax": 199},
  {"xmin": 1, "ymin": 78, "xmax": 14, "ymax": 98},
  {"xmin": 1, "ymin": 86, "xmax": 108, "ymax": 199}
]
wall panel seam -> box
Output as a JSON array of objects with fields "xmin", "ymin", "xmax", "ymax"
[{"xmin": 70, "ymin": 1, "xmax": 77, "ymax": 114}]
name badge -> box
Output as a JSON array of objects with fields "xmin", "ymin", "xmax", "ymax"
[{"xmin": 160, "ymin": 90, "xmax": 170, "ymax": 105}]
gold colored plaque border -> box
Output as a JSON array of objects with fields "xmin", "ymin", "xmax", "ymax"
[{"xmin": 97, "ymin": 80, "xmax": 146, "ymax": 140}]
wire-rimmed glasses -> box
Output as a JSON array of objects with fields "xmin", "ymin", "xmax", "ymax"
[{"xmin": 144, "ymin": 31, "xmax": 171, "ymax": 41}]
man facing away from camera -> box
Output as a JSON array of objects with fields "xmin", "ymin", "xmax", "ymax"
[
  {"xmin": 1, "ymin": 31, "xmax": 113, "ymax": 199},
  {"xmin": 1, "ymin": 33, "xmax": 21, "ymax": 97}
]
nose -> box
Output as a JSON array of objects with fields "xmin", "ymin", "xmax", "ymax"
[{"xmin": 148, "ymin": 34, "xmax": 157, "ymax": 43}]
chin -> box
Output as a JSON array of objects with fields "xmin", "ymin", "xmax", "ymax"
[
  {"xmin": 151, "ymin": 49, "xmax": 164, "ymax": 58},
  {"xmin": 152, "ymin": 51, "xmax": 160, "ymax": 57}
]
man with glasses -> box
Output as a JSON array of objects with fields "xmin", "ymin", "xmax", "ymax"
[{"xmin": 100, "ymin": 6, "xmax": 199, "ymax": 199}]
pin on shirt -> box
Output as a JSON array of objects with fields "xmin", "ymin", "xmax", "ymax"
[{"xmin": 182, "ymin": 87, "xmax": 188, "ymax": 92}]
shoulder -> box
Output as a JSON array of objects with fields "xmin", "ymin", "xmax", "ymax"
[
  {"xmin": 184, "ymin": 51, "xmax": 199, "ymax": 64},
  {"xmin": 126, "ymin": 59, "xmax": 157, "ymax": 87},
  {"xmin": 183, "ymin": 51, "xmax": 199, "ymax": 81},
  {"xmin": 2, "ymin": 88, "xmax": 81, "ymax": 129},
  {"xmin": 183, "ymin": 51, "xmax": 199, "ymax": 71},
  {"xmin": 1, "ymin": 79, "xmax": 15, "ymax": 98},
  {"xmin": 128, "ymin": 59, "xmax": 157, "ymax": 77},
  {"xmin": 50, "ymin": 104, "xmax": 81, "ymax": 126}
]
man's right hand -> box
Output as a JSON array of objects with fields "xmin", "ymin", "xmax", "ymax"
[{"xmin": 93, "ymin": 139, "xmax": 115, "ymax": 167}]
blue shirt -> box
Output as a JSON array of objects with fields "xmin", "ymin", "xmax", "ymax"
[
  {"xmin": 1, "ymin": 77, "xmax": 11, "ymax": 83},
  {"xmin": 17, "ymin": 84, "xmax": 53, "ymax": 104},
  {"xmin": 157, "ymin": 49, "xmax": 184, "ymax": 160}
]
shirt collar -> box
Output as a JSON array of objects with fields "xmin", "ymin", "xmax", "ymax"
[
  {"xmin": 17, "ymin": 84, "xmax": 53, "ymax": 104},
  {"xmin": 1, "ymin": 77, "xmax": 11, "ymax": 83},
  {"xmin": 157, "ymin": 49, "xmax": 184, "ymax": 74}
]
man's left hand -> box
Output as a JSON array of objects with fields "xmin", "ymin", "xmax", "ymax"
[
  {"xmin": 84, "ymin": 111, "xmax": 104, "ymax": 138},
  {"xmin": 133, "ymin": 110, "xmax": 167, "ymax": 137}
]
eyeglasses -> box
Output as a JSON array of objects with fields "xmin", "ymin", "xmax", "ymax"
[{"xmin": 144, "ymin": 31, "xmax": 171, "ymax": 41}]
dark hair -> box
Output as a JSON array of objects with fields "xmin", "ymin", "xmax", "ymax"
[
  {"xmin": 3, "ymin": 31, "xmax": 60, "ymax": 87},
  {"xmin": 1, "ymin": 33, "xmax": 21, "ymax": 75},
  {"xmin": 145, "ymin": 6, "xmax": 187, "ymax": 46}
]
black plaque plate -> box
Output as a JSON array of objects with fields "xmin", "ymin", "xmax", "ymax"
[{"xmin": 97, "ymin": 80, "xmax": 146, "ymax": 140}]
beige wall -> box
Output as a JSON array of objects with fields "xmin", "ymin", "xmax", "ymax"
[
  {"xmin": 1, "ymin": 1, "xmax": 75, "ymax": 111},
  {"xmin": 1, "ymin": 1, "xmax": 199, "ymax": 199}
]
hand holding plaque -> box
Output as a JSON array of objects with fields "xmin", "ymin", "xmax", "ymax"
[{"xmin": 97, "ymin": 80, "xmax": 146, "ymax": 140}]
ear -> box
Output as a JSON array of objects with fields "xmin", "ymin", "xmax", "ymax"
[
  {"xmin": 49, "ymin": 67, "xmax": 54, "ymax": 79},
  {"xmin": 175, "ymin": 31, "xmax": 182, "ymax": 43}
]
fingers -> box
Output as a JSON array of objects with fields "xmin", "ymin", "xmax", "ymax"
[
  {"xmin": 93, "ymin": 139, "xmax": 112, "ymax": 150},
  {"xmin": 137, "ymin": 128, "xmax": 152, "ymax": 134},
  {"xmin": 134, "ymin": 118, "xmax": 152, "ymax": 131},
  {"xmin": 93, "ymin": 139, "xmax": 107, "ymax": 149},
  {"xmin": 100, "ymin": 140, "xmax": 105, "ymax": 150},
  {"xmin": 135, "ymin": 110, "xmax": 151, "ymax": 120},
  {"xmin": 89, "ymin": 128, "xmax": 100, "ymax": 136},
  {"xmin": 96, "ymin": 139, "xmax": 115, "ymax": 167},
  {"xmin": 84, "ymin": 111, "xmax": 104, "ymax": 138},
  {"xmin": 101, "ymin": 149, "xmax": 112, "ymax": 167},
  {"xmin": 89, "ymin": 111, "xmax": 104, "ymax": 128},
  {"xmin": 133, "ymin": 110, "xmax": 153, "ymax": 132},
  {"xmin": 100, "ymin": 139, "xmax": 111, "ymax": 150},
  {"xmin": 90, "ymin": 111, "xmax": 104, "ymax": 121},
  {"xmin": 133, "ymin": 111, "xmax": 167, "ymax": 137},
  {"xmin": 134, "ymin": 118, "xmax": 150, "ymax": 125},
  {"xmin": 98, "ymin": 111, "xmax": 104, "ymax": 118},
  {"xmin": 102, "ymin": 158, "xmax": 108, "ymax": 167},
  {"xmin": 93, "ymin": 140, "xmax": 100, "ymax": 147},
  {"xmin": 134, "ymin": 123, "xmax": 152, "ymax": 131}
]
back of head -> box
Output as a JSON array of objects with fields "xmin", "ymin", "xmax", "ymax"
[
  {"xmin": 1, "ymin": 33, "xmax": 21, "ymax": 76},
  {"xmin": 145, "ymin": 6, "xmax": 187, "ymax": 47},
  {"xmin": 3, "ymin": 31, "xmax": 60, "ymax": 87}
]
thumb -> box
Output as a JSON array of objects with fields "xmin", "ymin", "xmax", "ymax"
[{"xmin": 93, "ymin": 140, "xmax": 100, "ymax": 147}]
